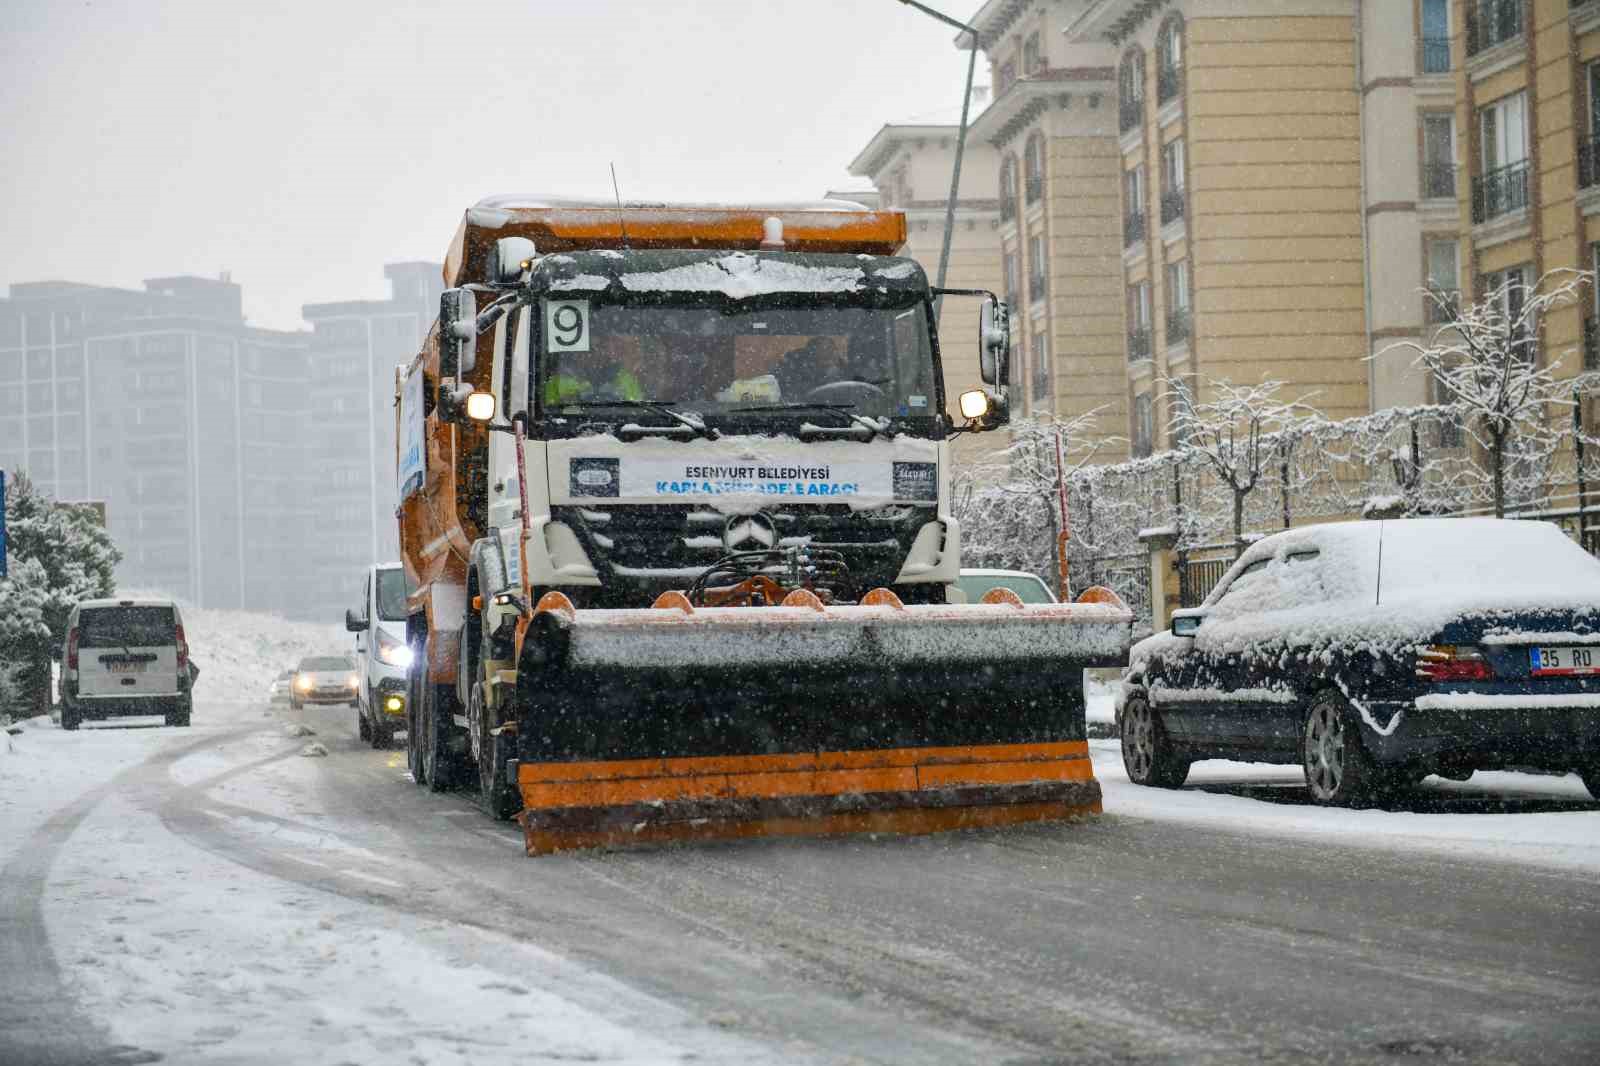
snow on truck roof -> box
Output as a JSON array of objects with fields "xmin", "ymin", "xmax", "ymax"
[
  {"xmin": 445, "ymin": 198, "xmax": 907, "ymax": 288},
  {"xmin": 538, "ymin": 249, "xmax": 927, "ymax": 302}
]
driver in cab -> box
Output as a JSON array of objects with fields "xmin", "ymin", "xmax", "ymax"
[{"xmin": 544, "ymin": 331, "xmax": 645, "ymax": 406}]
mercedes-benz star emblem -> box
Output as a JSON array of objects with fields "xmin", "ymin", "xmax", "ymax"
[{"xmin": 723, "ymin": 512, "xmax": 778, "ymax": 551}]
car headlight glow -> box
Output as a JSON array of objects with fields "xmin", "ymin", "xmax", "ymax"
[{"xmin": 295, "ymin": 676, "xmax": 312, "ymax": 691}]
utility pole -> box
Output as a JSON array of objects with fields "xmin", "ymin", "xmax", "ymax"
[{"xmin": 894, "ymin": 0, "xmax": 981, "ymax": 320}]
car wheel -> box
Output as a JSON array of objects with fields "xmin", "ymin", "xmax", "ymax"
[
  {"xmin": 1120, "ymin": 692, "xmax": 1189, "ymax": 788},
  {"xmin": 358, "ymin": 706, "xmax": 371, "ymax": 742},
  {"xmin": 1302, "ymin": 694, "xmax": 1386, "ymax": 807}
]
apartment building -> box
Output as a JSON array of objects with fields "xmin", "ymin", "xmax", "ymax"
[
  {"xmin": 0, "ymin": 276, "xmax": 312, "ymax": 610},
  {"xmin": 300, "ymin": 262, "xmax": 441, "ymax": 620},
  {"xmin": 845, "ymin": 93, "xmax": 1008, "ymax": 457},
  {"xmin": 961, "ymin": 2, "xmax": 1128, "ymax": 461}
]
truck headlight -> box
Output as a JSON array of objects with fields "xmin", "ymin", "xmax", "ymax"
[{"xmin": 377, "ymin": 632, "xmax": 414, "ymax": 669}]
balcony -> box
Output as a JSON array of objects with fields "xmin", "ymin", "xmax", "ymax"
[
  {"xmin": 1119, "ymin": 95, "xmax": 1144, "ymax": 134},
  {"xmin": 1166, "ymin": 307, "xmax": 1191, "ymax": 345},
  {"xmin": 1160, "ymin": 189, "xmax": 1186, "ymax": 226},
  {"xmin": 1586, "ymin": 316, "xmax": 1599, "ymax": 371},
  {"xmin": 1421, "ymin": 163, "xmax": 1457, "ymax": 200},
  {"xmin": 1471, "ymin": 159, "xmax": 1530, "ymax": 223},
  {"xmin": 1025, "ymin": 176, "xmax": 1044, "ymax": 205},
  {"xmin": 1466, "ymin": 0, "xmax": 1523, "ymax": 57},
  {"xmin": 1580, "ymin": 138, "xmax": 1600, "ymax": 191},
  {"xmin": 1029, "ymin": 272, "xmax": 1048, "ymax": 303},
  {"xmin": 1419, "ymin": 35, "xmax": 1451, "ymax": 74},
  {"xmin": 1127, "ymin": 328, "xmax": 1152, "ymax": 362},
  {"xmin": 1123, "ymin": 211, "xmax": 1146, "ymax": 248},
  {"xmin": 1157, "ymin": 64, "xmax": 1182, "ymax": 104}
]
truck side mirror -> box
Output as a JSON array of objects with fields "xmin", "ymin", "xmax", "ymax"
[
  {"xmin": 439, "ymin": 288, "xmax": 478, "ymax": 378},
  {"xmin": 489, "ymin": 237, "xmax": 536, "ymax": 285},
  {"xmin": 345, "ymin": 608, "xmax": 368, "ymax": 633},
  {"xmin": 978, "ymin": 298, "xmax": 1011, "ymax": 387}
]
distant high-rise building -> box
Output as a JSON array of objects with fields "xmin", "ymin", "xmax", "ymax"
[
  {"xmin": 300, "ymin": 262, "xmax": 442, "ymax": 619},
  {"xmin": 0, "ymin": 275, "xmax": 311, "ymax": 611}
]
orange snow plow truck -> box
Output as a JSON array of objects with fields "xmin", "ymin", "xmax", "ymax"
[{"xmin": 396, "ymin": 195, "xmax": 1132, "ymax": 854}]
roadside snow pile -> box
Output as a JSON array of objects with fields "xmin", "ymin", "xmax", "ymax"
[
  {"xmin": 284, "ymin": 723, "xmax": 316, "ymax": 738},
  {"xmin": 119, "ymin": 591, "xmax": 345, "ymax": 703}
]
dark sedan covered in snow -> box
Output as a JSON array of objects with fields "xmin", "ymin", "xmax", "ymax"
[{"xmin": 1118, "ymin": 519, "xmax": 1600, "ymax": 805}]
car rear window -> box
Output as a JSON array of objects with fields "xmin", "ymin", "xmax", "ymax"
[
  {"xmin": 77, "ymin": 606, "xmax": 175, "ymax": 648},
  {"xmin": 300, "ymin": 657, "xmax": 351, "ymax": 671}
]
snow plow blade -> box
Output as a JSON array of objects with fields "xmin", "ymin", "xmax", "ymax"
[{"xmin": 513, "ymin": 588, "xmax": 1133, "ymax": 854}]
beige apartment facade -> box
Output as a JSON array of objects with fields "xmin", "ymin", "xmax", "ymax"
[
  {"xmin": 960, "ymin": 1, "xmax": 1129, "ymax": 461},
  {"xmin": 846, "ymin": 101, "xmax": 1008, "ymax": 459}
]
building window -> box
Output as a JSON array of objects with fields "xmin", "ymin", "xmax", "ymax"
[
  {"xmin": 1421, "ymin": 113, "xmax": 1456, "ymax": 199},
  {"xmin": 1424, "ymin": 238, "xmax": 1460, "ymax": 324},
  {"xmin": 1031, "ymin": 329, "xmax": 1050, "ymax": 402},
  {"xmin": 1119, "ymin": 49, "xmax": 1145, "ymax": 133},
  {"xmin": 1473, "ymin": 91, "xmax": 1529, "ymax": 222},
  {"xmin": 1581, "ymin": 63, "xmax": 1600, "ymax": 190},
  {"xmin": 1028, "ymin": 232, "xmax": 1047, "ymax": 302},
  {"xmin": 1124, "ymin": 165, "xmax": 1146, "ymax": 247},
  {"xmin": 1133, "ymin": 393, "xmax": 1154, "ymax": 458},
  {"xmin": 1023, "ymin": 135, "xmax": 1044, "ymax": 205},
  {"xmin": 1165, "ymin": 260, "xmax": 1191, "ymax": 346},
  {"xmin": 1127, "ymin": 282, "xmax": 1152, "ymax": 361},
  {"xmin": 1160, "ymin": 138, "xmax": 1186, "ymax": 224},
  {"xmin": 1466, "ymin": 0, "xmax": 1523, "ymax": 58},
  {"xmin": 1004, "ymin": 250, "xmax": 1020, "ymax": 309},
  {"xmin": 1023, "ymin": 32, "xmax": 1043, "ymax": 75},
  {"xmin": 1000, "ymin": 155, "xmax": 1019, "ymax": 221},
  {"xmin": 998, "ymin": 58, "xmax": 1017, "ymax": 94},
  {"xmin": 1420, "ymin": 0, "xmax": 1451, "ymax": 73},
  {"xmin": 1481, "ymin": 264, "xmax": 1531, "ymax": 362},
  {"xmin": 1156, "ymin": 16, "xmax": 1184, "ymax": 103}
]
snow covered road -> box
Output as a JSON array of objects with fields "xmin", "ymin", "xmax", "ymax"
[{"xmin": 3, "ymin": 698, "xmax": 1598, "ymax": 1065}]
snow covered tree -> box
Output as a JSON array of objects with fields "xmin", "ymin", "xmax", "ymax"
[
  {"xmin": 0, "ymin": 473, "xmax": 121, "ymax": 718},
  {"xmin": 1392, "ymin": 270, "xmax": 1597, "ymax": 517},
  {"xmin": 1165, "ymin": 378, "xmax": 1321, "ymax": 553}
]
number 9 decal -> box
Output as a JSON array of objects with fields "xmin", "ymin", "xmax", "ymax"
[{"xmin": 545, "ymin": 299, "xmax": 590, "ymax": 353}]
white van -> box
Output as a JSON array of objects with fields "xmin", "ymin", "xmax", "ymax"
[
  {"xmin": 346, "ymin": 563, "xmax": 414, "ymax": 748},
  {"xmin": 60, "ymin": 598, "xmax": 194, "ymax": 729}
]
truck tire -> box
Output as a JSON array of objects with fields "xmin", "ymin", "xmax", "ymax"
[
  {"xmin": 420, "ymin": 658, "xmax": 463, "ymax": 792},
  {"xmin": 471, "ymin": 682, "xmax": 521, "ymax": 821},
  {"xmin": 406, "ymin": 635, "xmax": 427, "ymax": 786}
]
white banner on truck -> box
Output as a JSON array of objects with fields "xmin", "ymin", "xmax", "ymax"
[
  {"xmin": 397, "ymin": 368, "xmax": 426, "ymax": 498},
  {"xmin": 618, "ymin": 459, "xmax": 890, "ymax": 500}
]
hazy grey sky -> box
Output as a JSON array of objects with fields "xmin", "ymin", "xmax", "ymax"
[{"xmin": 2, "ymin": 1, "xmax": 978, "ymax": 330}]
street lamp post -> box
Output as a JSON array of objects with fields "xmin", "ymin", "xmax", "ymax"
[{"xmin": 895, "ymin": 0, "xmax": 980, "ymax": 320}]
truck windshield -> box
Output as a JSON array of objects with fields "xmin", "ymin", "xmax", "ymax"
[
  {"xmin": 375, "ymin": 567, "xmax": 413, "ymax": 622},
  {"xmin": 537, "ymin": 300, "xmax": 937, "ymax": 421}
]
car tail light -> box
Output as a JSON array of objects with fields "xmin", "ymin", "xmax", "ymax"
[
  {"xmin": 175, "ymin": 623, "xmax": 189, "ymax": 670},
  {"xmin": 1415, "ymin": 644, "xmax": 1492, "ymax": 682},
  {"xmin": 66, "ymin": 627, "xmax": 79, "ymax": 670}
]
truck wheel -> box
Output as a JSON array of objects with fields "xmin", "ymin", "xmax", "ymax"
[
  {"xmin": 406, "ymin": 636, "xmax": 427, "ymax": 785},
  {"xmin": 471, "ymin": 683, "xmax": 521, "ymax": 821},
  {"xmin": 421, "ymin": 673, "xmax": 460, "ymax": 793},
  {"xmin": 1302, "ymin": 694, "xmax": 1386, "ymax": 807},
  {"xmin": 1120, "ymin": 693, "xmax": 1188, "ymax": 788},
  {"xmin": 60, "ymin": 702, "xmax": 80, "ymax": 731}
]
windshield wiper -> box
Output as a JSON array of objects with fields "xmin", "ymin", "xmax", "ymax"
[
  {"xmin": 733, "ymin": 403, "xmax": 892, "ymax": 442},
  {"xmin": 578, "ymin": 400, "xmax": 719, "ymax": 440}
]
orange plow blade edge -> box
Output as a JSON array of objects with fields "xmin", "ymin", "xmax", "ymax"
[{"xmin": 512, "ymin": 588, "xmax": 1131, "ymax": 854}]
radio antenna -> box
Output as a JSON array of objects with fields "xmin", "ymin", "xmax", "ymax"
[{"xmin": 610, "ymin": 162, "xmax": 631, "ymax": 249}]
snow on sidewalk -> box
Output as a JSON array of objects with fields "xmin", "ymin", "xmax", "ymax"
[{"xmin": 1091, "ymin": 739, "xmax": 1600, "ymax": 874}]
